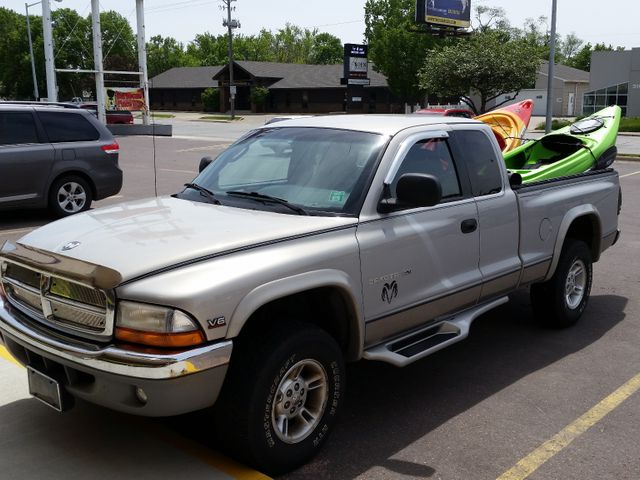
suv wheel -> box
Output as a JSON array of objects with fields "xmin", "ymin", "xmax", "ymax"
[{"xmin": 49, "ymin": 176, "xmax": 93, "ymax": 217}]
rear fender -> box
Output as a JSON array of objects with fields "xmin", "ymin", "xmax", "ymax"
[{"xmin": 545, "ymin": 206, "xmax": 601, "ymax": 281}]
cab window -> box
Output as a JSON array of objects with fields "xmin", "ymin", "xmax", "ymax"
[
  {"xmin": 391, "ymin": 138, "xmax": 462, "ymax": 201},
  {"xmin": 452, "ymin": 130, "xmax": 503, "ymax": 196}
]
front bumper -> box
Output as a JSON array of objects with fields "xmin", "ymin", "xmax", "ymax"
[{"xmin": 0, "ymin": 295, "xmax": 232, "ymax": 416}]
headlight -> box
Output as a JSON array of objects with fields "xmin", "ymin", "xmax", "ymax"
[{"xmin": 115, "ymin": 301, "xmax": 205, "ymax": 348}]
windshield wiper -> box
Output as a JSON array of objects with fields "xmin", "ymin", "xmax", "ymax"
[
  {"xmin": 225, "ymin": 190, "xmax": 308, "ymax": 215},
  {"xmin": 184, "ymin": 183, "xmax": 221, "ymax": 205}
]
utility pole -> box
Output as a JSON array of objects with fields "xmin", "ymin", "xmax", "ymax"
[
  {"xmin": 25, "ymin": 2, "xmax": 39, "ymax": 100},
  {"xmin": 91, "ymin": 0, "xmax": 106, "ymax": 124},
  {"xmin": 221, "ymin": 0, "xmax": 240, "ymax": 119},
  {"xmin": 42, "ymin": 0, "xmax": 57, "ymax": 101},
  {"xmin": 545, "ymin": 0, "xmax": 558, "ymax": 134},
  {"xmin": 136, "ymin": 0, "xmax": 150, "ymax": 125}
]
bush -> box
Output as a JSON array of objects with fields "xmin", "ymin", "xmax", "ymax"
[
  {"xmin": 201, "ymin": 87, "xmax": 220, "ymax": 112},
  {"xmin": 250, "ymin": 86, "xmax": 269, "ymax": 112},
  {"xmin": 534, "ymin": 119, "xmax": 573, "ymax": 131},
  {"xmin": 620, "ymin": 118, "xmax": 640, "ymax": 132}
]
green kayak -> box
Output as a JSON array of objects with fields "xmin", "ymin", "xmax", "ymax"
[{"xmin": 504, "ymin": 105, "xmax": 621, "ymax": 184}]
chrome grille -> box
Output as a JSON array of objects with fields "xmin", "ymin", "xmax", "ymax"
[
  {"xmin": 1, "ymin": 260, "xmax": 113, "ymax": 339},
  {"xmin": 49, "ymin": 278, "xmax": 106, "ymax": 308}
]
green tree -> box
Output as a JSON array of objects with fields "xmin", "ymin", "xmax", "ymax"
[
  {"xmin": 364, "ymin": 0, "xmax": 442, "ymax": 103},
  {"xmin": 187, "ymin": 32, "xmax": 228, "ymax": 66},
  {"xmin": 419, "ymin": 31, "xmax": 541, "ymax": 114},
  {"xmin": 234, "ymin": 30, "xmax": 275, "ymax": 62},
  {"xmin": 566, "ymin": 42, "xmax": 624, "ymax": 71},
  {"xmin": 310, "ymin": 32, "xmax": 343, "ymax": 64},
  {"xmin": 0, "ymin": 7, "xmax": 34, "ymax": 99},
  {"xmin": 146, "ymin": 35, "xmax": 193, "ymax": 78},
  {"xmin": 99, "ymin": 10, "xmax": 137, "ymax": 72},
  {"xmin": 52, "ymin": 8, "xmax": 93, "ymax": 99}
]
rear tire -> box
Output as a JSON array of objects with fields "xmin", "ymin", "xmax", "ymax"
[
  {"xmin": 215, "ymin": 321, "xmax": 345, "ymax": 475},
  {"xmin": 531, "ymin": 239, "xmax": 592, "ymax": 328},
  {"xmin": 49, "ymin": 175, "xmax": 93, "ymax": 217}
]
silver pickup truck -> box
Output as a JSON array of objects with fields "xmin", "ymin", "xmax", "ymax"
[{"xmin": 0, "ymin": 115, "xmax": 621, "ymax": 474}]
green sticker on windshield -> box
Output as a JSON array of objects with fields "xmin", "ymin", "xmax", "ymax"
[{"xmin": 329, "ymin": 191, "xmax": 346, "ymax": 203}]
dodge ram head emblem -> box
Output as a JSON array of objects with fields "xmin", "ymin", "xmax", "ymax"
[
  {"xmin": 381, "ymin": 281, "xmax": 398, "ymax": 304},
  {"xmin": 62, "ymin": 241, "xmax": 81, "ymax": 251}
]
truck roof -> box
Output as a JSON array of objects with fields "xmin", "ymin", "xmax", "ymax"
[{"xmin": 266, "ymin": 114, "xmax": 482, "ymax": 136}]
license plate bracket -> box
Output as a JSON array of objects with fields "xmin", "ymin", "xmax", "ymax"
[{"xmin": 27, "ymin": 366, "xmax": 65, "ymax": 412}]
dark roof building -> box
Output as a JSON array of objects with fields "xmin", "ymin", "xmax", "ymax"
[
  {"xmin": 150, "ymin": 66, "xmax": 224, "ymax": 89},
  {"xmin": 149, "ymin": 61, "xmax": 399, "ymax": 114}
]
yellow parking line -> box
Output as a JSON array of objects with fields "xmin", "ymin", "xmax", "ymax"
[
  {"xmin": 147, "ymin": 420, "xmax": 272, "ymax": 480},
  {"xmin": 0, "ymin": 345, "xmax": 22, "ymax": 368},
  {"xmin": 620, "ymin": 170, "xmax": 640, "ymax": 178},
  {"xmin": 497, "ymin": 372, "xmax": 640, "ymax": 480}
]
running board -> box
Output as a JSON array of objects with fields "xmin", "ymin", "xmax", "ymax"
[{"xmin": 363, "ymin": 297, "xmax": 509, "ymax": 367}]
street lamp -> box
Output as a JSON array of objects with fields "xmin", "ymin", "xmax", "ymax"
[{"xmin": 25, "ymin": 0, "xmax": 62, "ymax": 101}]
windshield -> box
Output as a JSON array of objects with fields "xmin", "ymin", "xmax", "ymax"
[{"xmin": 191, "ymin": 127, "xmax": 386, "ymax": 215}]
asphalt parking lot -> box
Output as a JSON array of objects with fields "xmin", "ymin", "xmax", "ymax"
[{"xmin": 1, "ymin": 131, "xmax": 640, "ymax": 480}]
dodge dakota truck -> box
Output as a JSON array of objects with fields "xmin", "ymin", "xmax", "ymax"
[{"xmin": 0, "ymin": 115, "xmax": 621, "ymax": 474}]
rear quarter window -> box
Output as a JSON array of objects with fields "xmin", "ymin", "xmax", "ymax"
[{"xmin": 38, "ymin": 111, "xmax": 100, "ymax": 142}]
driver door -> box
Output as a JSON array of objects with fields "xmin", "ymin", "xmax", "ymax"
[{"xmin": 356, "ymin": 131, "xmax": 482, "ymax": 346}]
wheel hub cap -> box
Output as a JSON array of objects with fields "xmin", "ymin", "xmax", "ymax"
[
  {"xmin": 57, "ymin": 182, "xmax": 86, "ymax": 213},
  {"xmin": 271, "ymin": 359, "xmax": 328, "ymax": 444},
  {"xmin": 565, "ymin": 259, "xmax": 586, "ymax": 309}
]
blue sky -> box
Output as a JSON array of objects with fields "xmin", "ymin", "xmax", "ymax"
[{"xmin": 5, "ymin": 0, "xmax": 639, "ymax": 49}]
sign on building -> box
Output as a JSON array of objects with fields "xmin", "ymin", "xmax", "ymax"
[
  {"xmin": 105, "ymin": 87, "xmax": 146, "ymax": 111},
  {"xmin": 416, "ymin": 0, "xmax": 471, "ymax": 29},
  {"xmin": 342, "ymin": 44, "xmax": 370, "ymax": 86}
]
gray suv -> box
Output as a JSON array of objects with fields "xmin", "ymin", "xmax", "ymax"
[{"xmin": 0, "ymin": 102, "xmax": 122, "ymax": 217}]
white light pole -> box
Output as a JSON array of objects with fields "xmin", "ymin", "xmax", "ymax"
[
  {"xmin": 90, "ymin": 0, "xmax": 106, "ymax": 124},
  {"xmin": 545, "ymin": 0, "xmax": 558, "ymax": 134},
  {"xmin": 135, "ymin": 0, "xmax": 150, "ymax": 125},
  {"xmin": 41, "ymin": 0, "xmax": 59, "ymax": 101},
  {"xmin": 25, "ymin": 2, "xmax": 40, "ymax": 100}
]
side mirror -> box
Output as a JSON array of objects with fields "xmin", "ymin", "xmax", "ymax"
[
  {"xmin": 378, "ymin": 174, "xmax": 442, "ymax": 213},
  {"xmin": 199, "ymin": 156, "xmax": 214, "ymax": 173}
]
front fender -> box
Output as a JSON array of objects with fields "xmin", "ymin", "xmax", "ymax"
[{"xmin": 228, "ymin": 269, "xmax": 365, "ymax": 360}]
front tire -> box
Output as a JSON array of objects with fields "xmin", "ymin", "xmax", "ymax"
[
  {"xmin": 531, "ymin": 239, "xmax": 593, "ymax": 328},
  {"xmin": 215, "ymin": 322, "xmax": 345, "ymax": 475},
  {"xmin": 49, "ymin": 175, "xmax": 93, "ymax": 217}
]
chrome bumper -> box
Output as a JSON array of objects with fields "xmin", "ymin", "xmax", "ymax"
[{"xmin": 0, "ymin": 296, "xmax": 232, "ymax": 381}]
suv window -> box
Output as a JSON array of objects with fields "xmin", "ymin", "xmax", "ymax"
[
  {"xmin": 38, "ymin": 111, "xmax": 100, "ymax": 142},
  {"xmin": 0, "ymin": 112, "xmax": 40, "ymax": 145},
  {"xmin": 391, "ymin": 138, "xmax": 461, "ymax": 200},
  {"xmin": 452, "ymin": 130, "xmax": 503, "ymax": 196}
]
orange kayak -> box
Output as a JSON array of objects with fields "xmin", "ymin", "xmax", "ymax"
[{"xmin": 475, "ymin": 100, "xmax": 534, "ymax": 152}]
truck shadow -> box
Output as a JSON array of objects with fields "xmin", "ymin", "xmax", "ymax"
[
  {"xmin": 170, "ymin": 291, "xmax": 627, "ymax": 479},
  {"xmin": 0, "ymin": 292, "xmax": 626, "ymax": 480}
]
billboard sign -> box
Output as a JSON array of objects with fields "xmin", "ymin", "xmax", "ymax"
[
  {"xmin": 105, "ymin": 87, "xmax": 146, "ymax": 111},
  {"xmin": 416, "ymin": 0, "xmax": 471, "ymax": 28},
  {"xmin": 343, "ymin": 44, "xmax": 369, "ymax": 82}
]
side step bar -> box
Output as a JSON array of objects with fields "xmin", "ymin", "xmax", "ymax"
[{"xmin": 363, "ymin": 296, "xmax": 509, "ymax": 367}]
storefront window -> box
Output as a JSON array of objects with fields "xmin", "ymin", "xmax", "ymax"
[{"xmin": 582, "ymin": 82, "xmax": 629, "ymax": 116}]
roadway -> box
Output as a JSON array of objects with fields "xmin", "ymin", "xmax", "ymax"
[{"xmin": 1, "ymin": 130, "xmax": 639, "ymax": 480}]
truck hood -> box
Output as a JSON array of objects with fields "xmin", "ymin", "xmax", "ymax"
[{"xmin": 17, "ymin": 197, "xmax": 357, "ymax": 283}]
